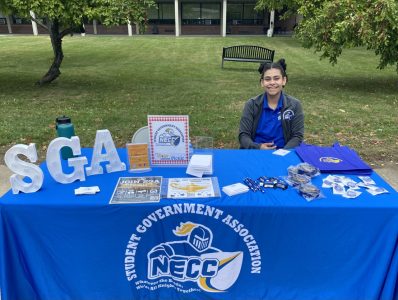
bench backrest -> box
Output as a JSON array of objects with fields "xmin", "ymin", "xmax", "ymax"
[{"xmin": 223, "ymin": 45, "xmax": 275, "ymax": 61}]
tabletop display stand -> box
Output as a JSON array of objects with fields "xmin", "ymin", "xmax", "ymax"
[{"xmin": 126, "ymin": 143, "xmax": 151, "ymax": 173}]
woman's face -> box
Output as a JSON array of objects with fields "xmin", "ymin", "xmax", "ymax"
[{"xmin": 261, "ymin": 68, "xmax": 286, "ymax": 97}]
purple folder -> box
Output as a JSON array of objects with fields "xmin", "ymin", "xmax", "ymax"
[{"xmin": 295, "ymin": 142, "xmax": 372, "ymax": 175}]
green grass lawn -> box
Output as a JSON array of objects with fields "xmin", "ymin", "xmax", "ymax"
[{"xmin": 0, "ymin": 35, "xmax": 397, "ymax": 166}]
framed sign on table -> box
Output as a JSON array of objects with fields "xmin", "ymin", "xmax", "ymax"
[{"xmin": 147, "ymin": 115, "xmax": 190, "ymax": 166}]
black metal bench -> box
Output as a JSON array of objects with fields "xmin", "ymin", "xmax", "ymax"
[{"xmin": 221, "ymin": 45, "xmax": 275, "ymax": 68}]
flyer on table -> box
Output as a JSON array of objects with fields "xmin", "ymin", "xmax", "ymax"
[{"xmin": 148, "ymin": 115, "xmax": 190, "ymax": 166}]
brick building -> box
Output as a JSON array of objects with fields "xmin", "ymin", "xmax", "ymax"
[{"xmin": 0, "ymin": 1, "xmax": 297, "ymax": 36}]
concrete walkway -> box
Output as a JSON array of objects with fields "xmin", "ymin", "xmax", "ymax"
[
  {"xmin": 374, "ymin": 164, "xmax": 398, "ymax": 192},
  {"xmin": 1, "ymin": 165, "xmax": 12, "ymax": 196},
  {"xmin": 1, "ymin": 164, "xmax": 397, "ymax": 197}
]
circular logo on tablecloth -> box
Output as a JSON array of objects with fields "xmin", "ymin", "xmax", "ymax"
[{"xmin": 124, "ymin": 204, "xmax": 262, "ymax": 294}]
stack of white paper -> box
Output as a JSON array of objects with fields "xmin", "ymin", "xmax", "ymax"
[
  {"xmin": 222, "ymin": 183, "xmax": 249, "ymax": 196},
  {"xmin": 186, "ymin": 154, "xmax": 213, "ymax": 177},
  {"xmin": 74, "ymin": 186, "xmax": 100, "ymax": 195}
]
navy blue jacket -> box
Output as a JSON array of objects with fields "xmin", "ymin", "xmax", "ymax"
[{"xmin": 239, "ymin": 92, "xmax": 304, "ymax": 149}]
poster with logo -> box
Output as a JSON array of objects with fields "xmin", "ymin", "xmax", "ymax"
[
  {"xmin": 109, "ymin": 176, "xmax": 162, "ymax": 204},
  {"xmin": 148, "ymin": 115, "xmax": 189, "ymax": 166}
]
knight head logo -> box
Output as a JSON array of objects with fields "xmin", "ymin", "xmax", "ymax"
[
  {"xmin": 158, "ymin": 128, "xmax": 181, "ymax": 146},
  {"xmin": 174, "ymin": 223, "xmax": 212, "ymax": 252},
  {"xmin": 147, "ymin": 222, "xmax": 243, "ymax": 292},
  {"xmin": 283, "ymin": 109, "xmax": 294, "ymax": 120}
]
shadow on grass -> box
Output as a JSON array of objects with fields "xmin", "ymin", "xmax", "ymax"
[
  {"xmin": 1, "ymin": 72, "xmax": 396, "ymax": 96},
  {"xmin": 293, "ymin": 75, "xmax": 397, "ymax": 95},
  {"xmin": 0, "ymin": 75, "xmax": 127, "ymax": 95},
  {"xmin": 221, "ymin": 63, "xmax": 261, "ymax": 73}
]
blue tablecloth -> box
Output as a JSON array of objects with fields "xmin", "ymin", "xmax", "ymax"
[{"xmin": 1, "ymin": 149, "xmax": 398, "ymax": 300}]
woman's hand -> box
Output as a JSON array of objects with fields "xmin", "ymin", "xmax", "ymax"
[{"xmin": 260, "ymin": 142, "xmax": 276, "ymax": 150}]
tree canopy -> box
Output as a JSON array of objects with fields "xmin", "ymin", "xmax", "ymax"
[
  {"xmin": 256, "ymin": 0, "xmax": 398, "ymax": 72},
  {"xmin": 0, "ymin": 0, "xmax": 155, "ymax": 84}
]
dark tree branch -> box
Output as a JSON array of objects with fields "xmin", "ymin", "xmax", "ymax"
[
  {"xmin": 30, "ymin": 15, "xmax": 49, "ymax": 31},
  {"xmin": 59, "ymin": 27, "xmax": 74, "ymax": 39}
]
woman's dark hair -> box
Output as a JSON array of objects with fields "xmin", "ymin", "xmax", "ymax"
[{"xmin": 258, "ymin": 59, "xmax": 288, "ymax": 81}]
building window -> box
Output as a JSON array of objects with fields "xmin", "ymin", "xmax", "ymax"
[
  {"xmin": 228, "ymin": 4, "xmax": 243, "ymax": 20},
  {"xmin": 182, "ymin": 3, "xmax": 220, "ymax": 25},
  {"xmin": 13, "ymin": 16, "xmax": 31, "ymax": 25},
  {"xmin": 202, "ymin": 3, "xmax": 220, "ymax": 19},
  {"xmin": 243, "ymin": 4, "xmax": 260, "ymax": 19},
  {"xmin": 147, "ymin": 6, "xmax": 159, "ymax": 20},
  {"xmin": 161, "ymin": 3, "xmax": 175, "ymax": 19},
  {"xmin": 182, "ymin": 3, "xmax": 201, "ymax": 19},
  {"xmin": 148, "ymin": 3, "xmax": 175, "ymax": 24},
  {"xmin": 227, "ymin": 3, "xmax": 265, "ymax": 25}
]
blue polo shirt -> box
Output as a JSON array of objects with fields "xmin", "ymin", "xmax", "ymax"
[{"xmin": 254, "ymin": 94, "xmax": 285, "ymax": 148}]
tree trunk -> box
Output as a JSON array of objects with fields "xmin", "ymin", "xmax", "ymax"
[{"xmin": 37, "ymin": 19, "xmax": 64, "ymax": 85}]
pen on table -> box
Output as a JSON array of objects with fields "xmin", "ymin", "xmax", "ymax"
[{"xmin": 244, "ymin": 178, "xmax": 257, "ymax": 192}]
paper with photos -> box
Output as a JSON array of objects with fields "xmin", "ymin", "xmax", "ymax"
[{"xmin": 110, "ymin": 176, "xmax": 162, "ymax": 204}]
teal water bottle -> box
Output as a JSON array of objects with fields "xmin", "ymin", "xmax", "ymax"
[{"xmin": 55, "ymin": 116, "xmax": 75, "ymax": 160}]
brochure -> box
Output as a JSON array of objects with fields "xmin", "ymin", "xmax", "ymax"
[
  {"xmin": 164, "ymin": 177, "xmax": 220, "ymax": 199},
  {"xmin": 109, "ymin": 176, "xmax": 162, "ymax": 204},
  {"xmin": 126, "ymin": 143, "xmax": 151, "ymax": 172},
  {"xmin": 186, "ymin": 154, "xmax": 213, "ymax": 177},
  {"xmin": 222, "ymin": 183, "xmax": 249, "ymax": 196}
]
